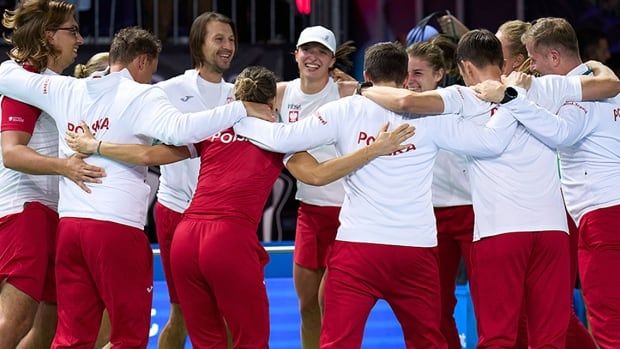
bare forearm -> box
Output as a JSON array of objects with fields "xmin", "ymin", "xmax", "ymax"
[
  {"xmin": 362, "ymin": 86, "xmax": 445, "ymax": 114},
  {"xmin": 581, "ymin": 76, "xmax": 620, "ymax": 100},
  {"xmin": 3, "ymin": 145, "xmax": 65, "ymax": 175},
  {"xmin": 288, "ymin": 146, "xmax": 381, "ymax": 186},
  {"xmin": 98, "ymin": 143, "xmax": 189, "ymax": 166}
]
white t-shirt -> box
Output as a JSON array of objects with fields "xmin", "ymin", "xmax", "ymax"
[
  {"xmin": 0, "ymin": 60, "xmax": 247, "ymax": 229},
  {"xmin": 234, "ymin": 94, "xmax": 515, "ymax": 247},
  {"xmin": 281, "ymin": 77, "xmax": 345, "ymax": 206},
  {"xmin": 156, "ymin": 70, "xmax": 235, "ymax": 213},
  {"xmin": 0, "ymin": 69, "xmax": 59, "ymax": 216},
  {"xmin": 439, "ymin": 79, "xmax": 581, "ymax": 240},
  {"xmin": 507, "ymin": 64, "xmax": 620, "ymax": 224}
]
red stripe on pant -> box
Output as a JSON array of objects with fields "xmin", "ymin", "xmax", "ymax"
[
  {"xmin": 320, "ymin": 240, "xmax": 447, "ymax": 349},
  {"xmin": 52, "ymin": 218, "xmax": 153, "ymax": 349},
  {"xmin": 578, "ymin": 204, "xmax": 620, "ymax": 349},
  {"xmin": 470, "ymin": 231, "xmax": 570, "ymax": 349},
  {"xmin": 435, "ymin": 205, "xmax": 474, "ymax": 349},
  {"xmin": 171, "ymin": 217, "xmax": 270, "ymax": 349}
]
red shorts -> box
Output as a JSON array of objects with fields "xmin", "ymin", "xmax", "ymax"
[
  {"xmin": 154, "ymin": 201, "xmax": 184, "ymax": 304},
  {"xmin": 293, "ymin": 202, "xmax": 340, "ymax": 270},
  {"xmin": 0, "ymin": 202, "xmax": 58, "ymax": 303}
]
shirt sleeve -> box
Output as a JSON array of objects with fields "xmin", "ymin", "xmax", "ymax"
[
  {"xmin": 528, "ymin": 75, "xmax": 582, "ymax": 111},
  {"xmin": 436, "ymin": 85, "xmax": 465, "ymax": 114},
  {"xmin": 432, "ymin": 100, "xmax": 518, "ymax": 157},
  {"xmin": 0, "ymin": 60, "xmax": 70, "ymax": 119},
  {"xmin": 130, "ymin": 87, "xmax": 248, "ymax": 145},
  {"xmin": 233, "ymin": 104, "xmax": 340, "ymax": 154},
  {"xmin": 505, "ymin": 97, "xmax": 595, "ymax": 148},
  {"xmin": 1, "ymin": 97, "xmax": 41, "ymax": 134}
]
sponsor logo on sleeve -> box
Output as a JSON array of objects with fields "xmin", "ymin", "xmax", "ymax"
[
  {"xmin": 42, "ymin": 77, "xmax": 50, "ymax": 95},
  {"xmin": 8, "ymin": 116, "xmax": 25, "ymax": 123},
  {"xmin": 314, "ymin": 112, "xmax": 328, "ymax": 125},
  {"xmin": 614, "ymin": 107, "xmax": 620, "ymax": 121}
]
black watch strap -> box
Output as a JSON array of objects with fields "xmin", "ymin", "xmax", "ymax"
[
  {"xmin": 500, "ymin": 86, "xmax": 518, "ymax": 104},
  {"xmin": 356, "ymin": 81, "xmax": 373, "ymax": 95}
]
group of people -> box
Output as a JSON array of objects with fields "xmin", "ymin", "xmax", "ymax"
[{"xmin": 0, "ymin": 1, "xmax": 619, "ymax": 349}]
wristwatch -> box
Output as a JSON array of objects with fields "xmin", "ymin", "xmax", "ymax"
[
  {"xmin": 356, "ymin": 81, "xmax": 373, "ymax": 95},
  {"xmin": 500, "ymin": 86, "xmax": 518, "ymax": 104}
]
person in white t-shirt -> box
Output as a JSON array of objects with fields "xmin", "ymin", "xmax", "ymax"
[
  {"xmin": 0, "ymin": 1, "xmax": 105, "ymax": 348},
  {"xmin": 406, "ymin": 41, "xmax": 475, "ymax": 349},
  {"xmin": 494, "ymin": 18, "xmax": 599, "ymax": 349},
  {"xmin": 152, "ymin": 12, "xmax": 237, "ymax": 349},
  {"xmin": 233, "ymin": 41, "xmax": 521, "ymax": 349},
  {"xmin": 361, "ymin": 29, "xmax": 620, "ymax": 348},
  {"xmin": 486, "ymin": 17, "xmax": 620, "ymax": 349},
  {"xmin": 0, "ymin": 26, "xmax": 272, "ymax": 348},
  {"xmin": 275, "ymin": 25, "xmax": 357, "ymax": 349}
]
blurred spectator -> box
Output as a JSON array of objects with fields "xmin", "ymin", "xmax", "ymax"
[
  {"xmin": 577, "ymin": 27, "xmax": 611, "ymax": 63},
  {"xmin": 405, "ymin": 24, "xmax": 439, "ymax": 47},
  {"xmin": 142, "ymin": 0, "xmax": 212, "ymax": 42}
]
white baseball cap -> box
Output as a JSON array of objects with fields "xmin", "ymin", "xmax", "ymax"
[{"xmin": 296, "ymin": 26, "xmax": 337, "ymax": 54}]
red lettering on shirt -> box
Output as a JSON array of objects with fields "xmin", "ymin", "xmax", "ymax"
[
  {"xmin": 66, "ymin": 117, "xmax": 110, "ymax": 136},
  {"xmin": 357, "ymin": 129, "xmax": 416, "ymax": 155},
  {"xmin": 314, "ymin": 112, "xmax": 328, "ymax": 125},
  {"xmin": 42, "ymin": 77, "xmax": 50, "ymax": 95}
]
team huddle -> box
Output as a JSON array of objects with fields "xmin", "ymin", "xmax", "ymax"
[{"xmin": 0, "ymin": 1, "xmax": 619, "ymax": 349}]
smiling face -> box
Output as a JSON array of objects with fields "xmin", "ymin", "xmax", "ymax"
[
  {"xmin": 407, "ymin": 55, "xmax": 443, "ymax": 92},
  {"xmin": 295, "ymin": 42, "xmax": 335, "ymax": 81},
  {"xmin": 46, "ymin": 15, "xmax": 83, "ymax": 72},
  {"xmin": 525, "ymin": 40, "xmax": 556, "ymax": 75},
  {"xmin": 200, "ymin": 20, "xmax": 236, "ymax": 75}
]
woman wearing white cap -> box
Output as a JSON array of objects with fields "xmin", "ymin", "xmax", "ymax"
[{"xmin": 274, "ymin": 25, "xmax": 356, "ymax": 349}]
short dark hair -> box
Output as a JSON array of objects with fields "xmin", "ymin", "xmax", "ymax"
[
  {"xmin": 522, "ymin": 17, "xmax": 579, "ymax": 58},
  {"xmin": 363, "ymin": 42, "xmax": 408, "ymax": 85},
  {"xmin": 456, "ymin": 29, "xmax": 504, "ymax": 70},
  {"xmin": 234, "ymin": 66, "xmax": 276, "ymax": 104},
  {"xmin": 3, "ymin": 0, "xmax": 77, "ymax": 71},
  {"xmin": 109, "ymin": 27, "xmax": 161, "ymax": 65},
  {"xmin": 189, "ymin": 12, "xmax": 237, "ymax": 69}
]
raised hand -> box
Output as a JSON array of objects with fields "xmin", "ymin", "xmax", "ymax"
[
  {"xmin": 371, "ymin": 122, "xmax": 416, "ymax": 155},
  {"xmin": 471, "ymin": 80, "xmax": 507, "ymax": 104},
  {"xmin": 501, "ymin": 71, "xmax": 532, "ymax": 90},
  {"xmin": 65, "ymin": 121, "xmax": 98, "ymax": 154}
]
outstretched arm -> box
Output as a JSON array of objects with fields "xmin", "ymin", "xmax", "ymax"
[
  {"xmin": 0, "ymin": 60, "xmax": 71, "ymax": 118},
  {"xmin": 287, "ymin": 123, "xmax": 415, "ymax": 186},
  {"xmin": 66, "ymin": 121, "xmax": 192, "ymax": 166},
  {"xmin": 473, "ymin": 79, "xmax": 595, "ymax": 148},
  {"xmin": 361, "ymin": 86, "xmax": 445, "ymax": 114},
  {"xmin": 581, "ymin": 60, "xmax": 620, "ymax": 100}
]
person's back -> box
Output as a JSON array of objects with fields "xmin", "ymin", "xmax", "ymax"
[{"xmin": 442, "ymin": 84, "xmax": 568, "ymax": 239}]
